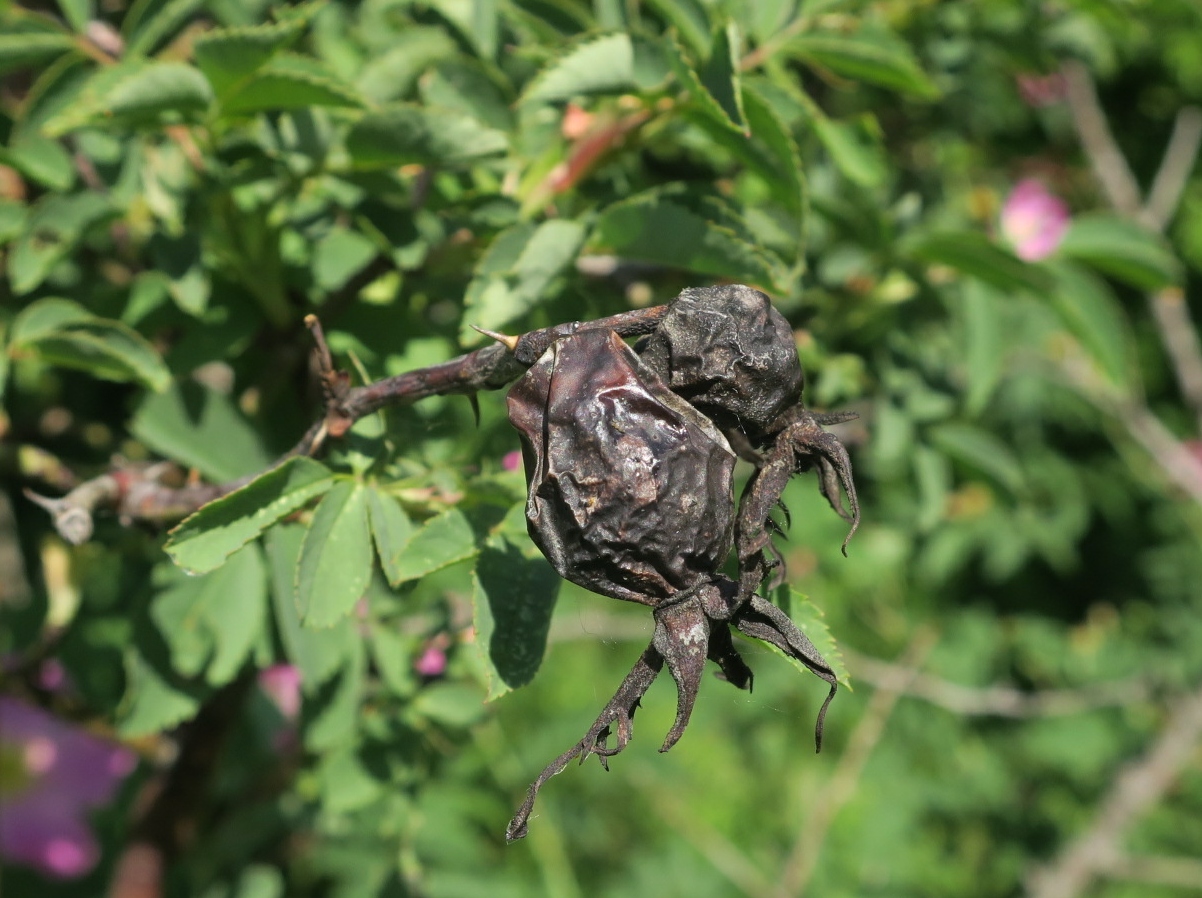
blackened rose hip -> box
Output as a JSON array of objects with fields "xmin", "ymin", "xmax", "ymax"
[{"xmin": 503, "ymin": 326, "xmax": 840, "ymax": 843}]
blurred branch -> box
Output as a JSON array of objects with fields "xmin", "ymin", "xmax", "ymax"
[
  {"xmin": 23, "ymin": 305, "xmax": 670, "ymax": 543},
  {"xmin": 842, "ymin": 648, "xmax": 1152, "ymax": 718},
  {"xmin": 633, "ymin": 767, "xmax": 777, "ymax": 898},
  {"xmin": 776, "ymin": 630, "xmax": 937, "ymax": 898},
  {"xmin": 1025, "ymin": 679, "xmax": 1202, "ymax": 898},
  {"xmin": 1142, "ymin": 106, "xmax": 1202, "ymax": 233},
  {"xmin": 1149, "ymin": 288, "xmax": 1202, "ymax": 435},
  {"xmin": 1064, "ymin": 60, "xmax": 1202, "ymax": 436},
  {"xmin": 1106, "ymin": 854, "xmax": 1202, "ymax": 889},
  {"xmin": 1062, "ymin": 60, "xmax": 1142, "ymax": 217}
]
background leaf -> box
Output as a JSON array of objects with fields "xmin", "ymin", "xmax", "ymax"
[{"xmin": 471, "ymin": 537, "xmax": 560, "ymax": 699}]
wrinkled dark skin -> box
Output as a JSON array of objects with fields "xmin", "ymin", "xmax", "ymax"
[
  {"xmin": 638, "ymin": 284, "xmax": 861, "ymax": 596},
  {"xmin": 504, "ymin": 329, "xmax": 839, "ymax": 842},
  {"xmin": 638, "ymin": 284, "xmax": 804, "ymax": 443}
]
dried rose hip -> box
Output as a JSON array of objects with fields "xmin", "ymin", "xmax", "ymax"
[
  {"xmin": 637, "ymin": 285, "xmax": 860, "ymax": 595},
  {"xmin": 507, "ymin": 328, "xmax": 736, "ymax": 605},
  {"xmin": 503, "ymin": 327, "xmax": 839, "ymax": 842},
  {"xmin": 637, "ymin": 284, "xmax": 804, "ymax": 443}
]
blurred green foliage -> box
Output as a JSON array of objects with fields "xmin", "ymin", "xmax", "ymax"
[{"xmin": 3, "ymin": 0, "xmax": 1202, "ymax": 896}]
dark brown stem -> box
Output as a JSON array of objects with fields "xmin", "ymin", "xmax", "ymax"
[{"xmin": 26, "ymin": 305, "xmax": 671, "ymax": 542}]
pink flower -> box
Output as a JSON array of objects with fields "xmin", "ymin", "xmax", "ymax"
[
  {"xmin": 561, "ymin": 103, "xmax": 595, "ymax": 141},
  {"xmin": 502, "ymin": 450, "xmax": 523, "ymax": 473},
  {"xmin": 1001, "ymin": 179, "xmax": 1070, "ymax": 261},
  {"xmin": 1016, "ymin": 72, "xmax": 1066, "ymax": 108},
  {"xmin": 257, "ymin": 665, "xmax": 302, "ymax": 720},
  {"xmin": 414, "ymin": 644, "xmax": 447, "ymax": 678},
  {"xmin": 0, "ymin": 697, "xmax": 137, "ymax": 879}
]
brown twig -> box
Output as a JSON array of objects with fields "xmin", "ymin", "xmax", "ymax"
[
  {"xmin": 842, "ymin": 648, "xmax": 1152, "ymax": 718},
  {"xmin": 1062, "ymin": 60, "xmax": 1142, "ymax": 218},
  {"xmin": 1141, "ymin": 106, "xmax": 1202, "ymax": 233},
  {"xmin": 24, "ymin": 305, "xmax": 670, "ymax": 543},
  {"xmin": 1063, "ymin": 60, "xmax": 1202, "ymax": 436},
  {"xmin": 775, "ymin": 630, "xmax": 937, "ymax": 898},
  {"xmin": 1105, "ymin": 853, "xmax": 1202, "ymax": 889},
  {"xmin": 1025, "ymin": 679, "xmax": 1202, "ymax": 898},
  {"xmin": 1148, "ymin": 288, "xmax": 1202, "ymax": 434}
]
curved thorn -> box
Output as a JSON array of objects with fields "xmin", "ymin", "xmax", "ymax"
[{"xmin": 471, "ymin": 324, "xmax": 520, "ymax": 352}]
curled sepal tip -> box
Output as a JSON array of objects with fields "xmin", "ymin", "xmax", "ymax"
[
  {"xmin": 506, "ymin": 646, "xmax": 664, "ymax": 843},
  {"xmin": 731, "ymin": 595, "xmax": 839, "ymax": 752}
]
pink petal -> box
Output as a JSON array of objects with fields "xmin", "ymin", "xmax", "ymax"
[
  {"xmin": 414, "ymin": 645, "xmax": 447, "ymax": 678},
  {"xmin": 502, "ymin": 450, "xmax": 523, "ymax": 472},
  {"xmin": 258, "ymin": 665, "xmax": 303, "ymax": 720},
  {"xmin": 1000, "ymin": 179, "xmax": 1070, "ymax": 261},
  {"xmin": 0, "ymin": 797, "xmax": 99, "ymax": 879}
]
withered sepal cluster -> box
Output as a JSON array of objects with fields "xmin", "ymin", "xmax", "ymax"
[{"xmin": 499, "ymin": 285, "xmax": 859, "ymax": 842}]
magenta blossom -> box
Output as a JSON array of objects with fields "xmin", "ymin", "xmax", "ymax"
[
  {"xmin": 1001, "ymin": 179, "xmax": 1070, "ymax": 261},
  {"xmin": 0, "ymin": 696, "xmax": 137, "ymax": 879},
  {"xmin": 414, "ymin": 642, "xmax": 448, "ymax": 678},
  {"xmin": 502, "ymin": 450, "xmax": 523, "ymax": 472},
  {"xmin": 258, "ymin": 665, "xmax": 302, "ymax": 721}
]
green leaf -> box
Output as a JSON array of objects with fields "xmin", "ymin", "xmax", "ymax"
[
  {"xmin": 7, "ymin": 193, "xmax": 113, "ymax": 294},
  {"xmin": 698, "ymin": 23, "xmax": 748, "ymax": 135},
  {"xmin": 132, "ymin": 381, "xmax": 272, "ymax": 482},
  {"xmin": 220, "ymin": 54, "xmax": 364, "ymax": 115},
  {"xmin": 810, "ymin": 113, "xmax": 887, "ymax": 189},
  {"xmin": 929, "ymin": 424, "xmax": 1024, "ymax": 493},
  {"xmin": 193, "ymin": 18, "xmax": 307, "ymax": 98},
  {"xmin": 119, "ymin": 646, "xmax": 205, "ymax": 737},
  {"xmin": 460, "ymin": 218, "xmax": 586, "ymax": 344},
  {"xmin": 410, "ymin": 682, "xmax": 485, "ymax": 728},
  {"xmin": 0, "ymin": 200, "xmax": 28, "ymax": 246},
  {"xmin": 644, "ymin": 0, "xmax": 710, "ymax": 56},
  {"xmin": 56, "ymin": 0, "xmax": 92, "ymax": 33},
  {"xmin": 9, "ymin": 297, "xmax": 93, "ymax": 343},
  {"xmin": 295, "ymin": 481, "xmax": 374, "ymax": 628},
  {"xmin": 304, "ymin": 637, "xmax": 365, "ymax": 751},
  {"xmin": 312, "ymin": 227, "xmax": 379, "ymax": 293},
  {"xmin": 471, "ymin": 537, "xmax": 560, "ymax": 699},
  {"xmin": 788, "ymin": 30, "xmax": 939, "ymax": 99},
  {"xmin": 1058, "ymin": 214, "xmax": 1182, "ymax": 290},
  {"xmin": 356, "ymin": 27, "xmax": 458, "ymax": 103},
  {"xmin": 1045, "ymin": 261, "xmax": 1134, "ymax": 386},
  {"xmin": 165, "ymin": 457, "xmax": 335, "ymax": 574},
  {"xmin": 592, "ymin": 194, "xmax": 779, "ymax": 285},
  {"xmin": 10, "ymin": 298, "xmax": 171, "ymax": 391},
  {"xmin": 520, "ymin": 32, "xmax": 635, "ymax": 105},
  {"xmin": 42, "ymin": 61, "xmax": 214, "ymax": 136},
  {"xmin": 961, "ymin": 281, "xmax": 1007, "ymax": 416},
  {"xmin": 150, "ymin": 544, "xmax": 267, "ymax": 685},
  {"xmin": 771, "ymin": 587, "xmax": 850, "ymax": 687},
  {"xmin": 266, "ymin": 523, "xmax": 356, "ymax": 691},
  {"xmin": 386, "ymin": 507, "xmax": 477, "ymax": 586},
  {"xmin": 21, "ymin": 321, "xmax": 172, "ymax": 391},
  {"xmin": 742, "ymin": 80, "xmax": 806, "ymax": 220},
  {"xmin": 906, "ymin": 231, "xmax": 1053, "ymax": 295},
  {"xmin": 367, "ymin": 489, "xmax": 415, "ymax": 587},
  {"xmin": 346, "ymin": 105, "xmax": 508, "ymax": 168},
  {"xmin": 664, "ymin": 30, "xmax": 742, "ymax": 134},
  {"xmin": 123, "ymin": 0, "xmax": 205, "ymax": 57},
  {"xmin": 0, "ymin": 32, "xmax": 76, "ymax": 76},
  {"xmin": 3, "ymin": 132, "xmax": 76, "ymax": 191}
]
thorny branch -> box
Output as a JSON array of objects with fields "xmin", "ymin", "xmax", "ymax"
[{"xmin": 23, "ymin": 305, "xmax": 670, "ymax": 544}]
